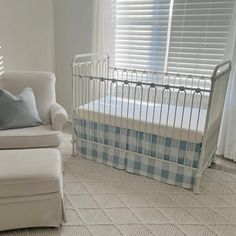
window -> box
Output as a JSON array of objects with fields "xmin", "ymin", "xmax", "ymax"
[
  {"xmin": 114, "ymin": 0, "xmax": 171, "ymax": 72},
  {"xmin": 167, "ymin": 0, "xmax": 234, "ymax": 76},
  {"xmin": 113, "ymin": 0, "xmax": 235, "ymax": 76}
]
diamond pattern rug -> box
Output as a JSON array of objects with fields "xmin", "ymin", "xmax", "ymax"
[{"xmin": 2, "ymin": 130, "xmax": 236, "ymax": 236}]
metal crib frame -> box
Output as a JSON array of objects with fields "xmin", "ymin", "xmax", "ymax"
[{"xmin": 72, "ymin": 53, "xmax": 231, "ymax": 193}]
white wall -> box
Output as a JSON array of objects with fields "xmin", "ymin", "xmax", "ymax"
[
  {"xmin": 0, "ymin": 0, "xmax": 94, "ymax": 118},
  {"xmin": 0, "ymin": 0, "xmax": 54, "ymax": 71},
  {"xmin": 53, "ymin": 0, "xmax": 94, "ymax": 119}
]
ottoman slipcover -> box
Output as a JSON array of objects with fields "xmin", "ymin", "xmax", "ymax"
[{"xmin": 0, "ymin": 148, "xmax": 64, "ymax": 231}]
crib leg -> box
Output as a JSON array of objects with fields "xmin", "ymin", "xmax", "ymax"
[
  {"xmin": 193, "ymin": 172, "xmax": 202, "ymax": 194},
  {"xmin": 71, "ymin": 134, "xmax": 77, "ymax": 157},
  {"xmin": 71, "ymin": 110, "xmax": 78, "ymax": 157},
  {"xmin": 212, "ymin": 152, "xmax": 217, "ymax": 164},
  {"xmin": 208, "ymin": 151, "xmax": 216, "ymax": 168}
]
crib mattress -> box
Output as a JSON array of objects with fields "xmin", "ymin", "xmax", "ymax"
[{"xmin": 78, "ymin": 96, "xmax": 207, "ymax": 143}]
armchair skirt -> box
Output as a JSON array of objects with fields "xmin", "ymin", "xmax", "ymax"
[{"xmin": 0, "ymin": 148, "xmax": 64, "ymax": 231}]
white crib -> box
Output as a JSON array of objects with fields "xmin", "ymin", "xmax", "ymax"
[{"xmin": 72, "ymin": 53, "xmax": 231, "ymax": 193}]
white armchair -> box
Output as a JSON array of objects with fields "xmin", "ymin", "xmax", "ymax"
[{"xmin": 0, "ymin": 71, "xmax": 68, "ymax": 149}]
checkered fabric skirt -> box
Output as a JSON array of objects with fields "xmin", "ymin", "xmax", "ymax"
[{"xmin": 77, "ymin": 119, "xmax": 201, "ymax": 189}]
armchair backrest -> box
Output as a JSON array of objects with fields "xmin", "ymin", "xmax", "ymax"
[{"xmin": 0, "ymin": 71, "xmax": 56, "ymax": 123}]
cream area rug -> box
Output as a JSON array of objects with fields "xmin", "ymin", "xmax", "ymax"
[{"xmin": 2, "ymin": 130, "xmax": 236, "ymax": 236}]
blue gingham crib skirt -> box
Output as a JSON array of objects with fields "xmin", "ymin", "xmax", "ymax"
[{"xmin": 77, "ymin": 119, "xmax": 201, "ymax": 189}]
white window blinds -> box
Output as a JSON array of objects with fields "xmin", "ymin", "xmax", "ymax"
[
  {"xmin": 0, "ymin": 46, "xmax": 3, "ymax": 75},
  {"xmin": 113, "ymin": 0, "xmax": 235, "ymax": 76},
  {"xmin": 114, "ymin": 0, "xmax": 171, "ymax": 71},
  {"xmin": 167, "ymin": 0, "xmax": 234, "ymax": 76}
]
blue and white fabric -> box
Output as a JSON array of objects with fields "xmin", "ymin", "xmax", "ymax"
[{"xmin": 77, "ymin": 119, "xmax": 202, "ymax": 189}]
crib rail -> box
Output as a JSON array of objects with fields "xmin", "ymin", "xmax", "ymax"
[
  {"xmin": 109, "ymin": 66, "xmax": 211, "ymax": 90},
  {"xmin": 73, "ymin": 53, "xmax": 212, "ymax": 110}
]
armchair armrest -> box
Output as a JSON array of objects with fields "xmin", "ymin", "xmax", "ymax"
[{"xmin": 50, "ymin": 103, "xmax": 68, "ymax": 131}]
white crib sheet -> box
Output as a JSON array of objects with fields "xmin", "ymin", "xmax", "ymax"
[{"xmin": 78, "ymin": 96, "xmax": 207, "ymax": 143}]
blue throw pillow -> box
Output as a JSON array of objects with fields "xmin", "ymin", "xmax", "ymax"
[{"xmin": 0, "ymin": 87, "xmax": 43, "ymax": 130}]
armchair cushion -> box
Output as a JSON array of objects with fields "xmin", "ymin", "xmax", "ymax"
[
  {"xmin": 50, "ymin": 103, "xmax": 68, "ymax": 131},
  {"xmin": 0, "ymin": 125, "xmax": 62, "ymax": 149},
  {"xmin": 0, "ymin": 87, "xmax": 43, "ymax": 130}
]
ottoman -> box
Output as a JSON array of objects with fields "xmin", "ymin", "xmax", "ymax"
[{"xmin": 0, "ymin": 148, "xmax": 64, "ymax": 231}]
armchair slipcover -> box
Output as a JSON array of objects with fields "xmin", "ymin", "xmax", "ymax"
[{"xmin": 0, "ymin": 71, "xmax": 68, "ymax": 149}]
